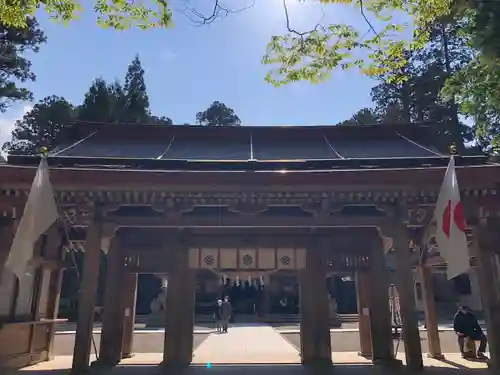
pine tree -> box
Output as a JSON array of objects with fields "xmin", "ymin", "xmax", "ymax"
[
  {"xmin": 123, "ymin": 55, "xmax": 150, "ymax": 123},
  {"xmin": 196, "ymin": 101, "xmax": 241, "ymax": 126},
  {"xmin": 78, "ymin": 78, "xmax": 114, "ymax": 122},
  {"xmin": 0, "ymin": 17, "xmax": 46, "ymax": 112},
  {"xmin": 108, "ymin": 80, "xmax": 126, "ymax": 121},
  {"xmin": 2, "ymin": 96, "xmax": 75, "ymax": 155}
]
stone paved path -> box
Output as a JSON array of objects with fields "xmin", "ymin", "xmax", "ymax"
[
  {"xmin": 13, "ymin": 352, "xmax": 490, "ymax": 374},
  {"xmin": 192, "ymin": 323, "xmax": 300, "ymax": 364}
]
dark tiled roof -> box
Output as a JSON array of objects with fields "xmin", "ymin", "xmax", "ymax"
[
  {"xmin": 9, "ymin": 123, "xmax": 486, "ymax": 171},
  {"xmin": 326, "ymin": 134, "xmax": 438, "ymax": 159},
  {"xmin": 53, "ymin": 124, "xmax": 441, "ymax": 161},
  {"xmin": 252, "ymin": 134, "xmax": 340, "ymax": 160},
  {"xmin": 59, "ymin": 138, "xmax": 168, "ymax": 159},
  {"xmin": 162, "ymin": 134, "xmax": 250, "ymax": 160}
]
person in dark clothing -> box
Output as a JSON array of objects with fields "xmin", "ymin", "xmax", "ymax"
[
  {"xmin": 220, "ymin": 296, "xmax": 232, "ymax": 333},
  {"xmin": 213, "ymin": 299, "xmax": 222, "ymax": 333},
  {"xmin": 453, "ymin": 305, "xmax": 488, "ymax": 359}
]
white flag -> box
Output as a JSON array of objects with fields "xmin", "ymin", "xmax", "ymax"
[
  {"xmin": 5, "ymin": 158, "xmax": 59, "ymax": 279},
  {"xmin": 433, "ymin": 157, "xmax": 469, "ymax": 280}
]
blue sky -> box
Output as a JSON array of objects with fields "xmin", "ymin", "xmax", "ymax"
[{"xmin": 1, "ymin": 0, "xmax": 393, "ymax": 147}]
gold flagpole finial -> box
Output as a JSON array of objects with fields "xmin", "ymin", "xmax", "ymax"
[
  {"xmin": 448, "ymin": 143, "xmax": 457, "ymax": 155},
  {"xmin": 39, "ymin": 146, "xmax": 48, "ymax": 157}
]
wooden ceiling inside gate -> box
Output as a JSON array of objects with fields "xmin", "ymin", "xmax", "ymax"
[{"xmin": 121, "ymin": 227, "xmax": 375, "ymax": 274}]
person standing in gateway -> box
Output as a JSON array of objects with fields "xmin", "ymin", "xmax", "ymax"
[{"xmin": 220, "ymin": 296, "xmax": 232, "ymax": 333}]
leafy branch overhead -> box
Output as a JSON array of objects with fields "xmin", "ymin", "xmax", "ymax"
[
  {"xmin": 2, "ymin": 0, "xmax": 500, "ymax": 152},
  {"xmin": 2, "ymin": 1, "xmax": 498, "ymax": 85},
  {"xmin": 0, "ymin": 0, "xmax": 173, "ymax": 30},
  {"xmin": 262, "ymin": 0, "xmax": 457, "ymax": 86}
]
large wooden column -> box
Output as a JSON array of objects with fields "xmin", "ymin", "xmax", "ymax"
[
  {"xmin": 162, "ymin": 233, "xmax": 196, "ymax": 367},
  {"xmin": 299, "ymin": 237, "xmax": 331, "ymax": 366},
  {"xmin": 472, "ymin": 218, "xmax": 500, "ymax": 370},
  {"xmin": 0, "ymin": 217, "xmax": 14, "ymax": 278},
  {"xmin": 97, "ymin": 233, "xmax": 127, "ymax": 366},
  {"xmin": 44, "ymin": 225, "xmax": 65, "ymax": 360},
  {"xmin": 418, "ymin": 264, "xmax": 443, "ymax": 359},
  {"xmin": 355, "ymin": 269, "xmax": 372, "ymax": 358},
  {"xmin": 368, "ymin": 232, "xmax": 396, "ymax": 365},
  {"xmin": 122, "ymin": 272, "xmax": 138, "ymax": 359},
  {"xmin": 71, "ymin": 210, "xmax": 109, "ymax": 374},
  {"xmin": 391, "ymin": 223, "xmax": 423, "ymax": 371}
]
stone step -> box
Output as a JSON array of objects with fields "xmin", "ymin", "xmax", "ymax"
[{"xmin": 147, "ymin": 313, "xmax": 354, "ymax": 327}]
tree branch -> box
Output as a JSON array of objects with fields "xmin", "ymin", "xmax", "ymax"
[
  {"xmin": 282, "ymin": 0, "xmax": 325, "ymax": 39},
  {"xmin": 358, "ymin": 0, "xmax": 378, "ymax": 37},
  {"xmin": 176, "ymin": 0, "xmax": 256, "ymax": 26}
]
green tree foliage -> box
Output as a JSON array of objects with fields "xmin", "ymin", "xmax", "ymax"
[
  {"xmin": 2, "ymin": 1, "xmax": 499, "ymax": 99},
  {"xmin": 461, "ymin": 0, "xmax": 500, "ymax": 62},
  {"xmin": 0, "ymin": 17, "xmax": 46, "ymax": 112},
  {"xmin": 77, "ymin": 78, "xmax": 118, "ymax": 123},
  {"xmin": 149, "ymin": 116, "xmax": 174, "ymax": 125},
  {"xmin": 0, "ymin": 0, "xmax": 173, "ymax": 30},
  {"xmin": 336, "ymin": 108, "xmax": 380, "ymax": 126},
  {"xmin": 442, "ymin": 61, "xmax": 500, "ymax": 154},
  {"xmin": 367, "ymin": 16, "xmax": 477, "ymax": 152},
  {"xmin": 196, "ymin": 101, "xmax": 241, "ymax": 126},
  {"xmin": 263, "ymin": 0, "xmax": 457, "ymax": 86},
  {"xmin": 2, "ymin": 96, "xmax": 75, "ymax": 155},
  {"xmin": 123, "ymin": 55, "xmax": 151, "ymax": 123},
  {"xmin": 2, "ymin": 55, "xmax": 175, "ymax": 154}
]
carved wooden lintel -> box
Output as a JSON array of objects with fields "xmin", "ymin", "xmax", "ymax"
[
  {"xmin": 165, "ymin": 198, "xmax": 194, "ymax": 214},
  {"xmin": 0, "ymin": 195, "xmax": 25, "ymax": 213},
  {"xmin": 28, "ymin": 256, "xmax": 66, "ymax": 270},
  {"xmin": 102, "ymin": 222, "xmax": 118, "ymax": 239},
  {"xmin": 227, "ymin": 200, "xmax": 268, "ymax": 216},
  {"xmin": 301, "ymin": 199, "xmax": 332, "ymax": 216}
]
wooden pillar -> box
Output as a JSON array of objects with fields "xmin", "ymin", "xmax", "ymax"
[
  {"xmin": 122, "ymin": 272, "xmax": 138, "ymax": 359},
  {"xmin": 392, "ymin": 225, "xmax": 423, "ymax": 371},
  {"xmin": 299, "ymin": 238, "xmax": 331, "ymax": 366},
  {"xmin": 368, "ymin": 233, "xmax": 396, "ymax": 365},
  {"xmin": 162, "ymin": 234, "xmax": 196, "ymax": 367},
  {"xmin": 419, "ymin": 265, "xmax": 443, "ymax": 359},
  {"xmin": 71, "ymin": 210, "xmax": 107, "ymax": 374},
  {"xmin": 355, "ymin": 269, "xmax": 372, "ymax": 358},
  {"xmin": 97, "ymin": 234, "xmax": 126, "ymax": 366},
  {"xmin": 472, "ymin": 218, "xmax": 500, "ymax": 370},
  {"xmin": 44, "ymin": 225, "xmax": 65, "ymax": 360},
  {"xmin": 0, "ymin": 217, "xmax": 14, "ymax": 278}
]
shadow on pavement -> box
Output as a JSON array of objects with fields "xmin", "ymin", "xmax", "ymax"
[{"xmin": 8, "ymin": 364, "xmax": 491, "ymax": 375}]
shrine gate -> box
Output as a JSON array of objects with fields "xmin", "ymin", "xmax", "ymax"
[{"xmin": 0, "ymin": 123, "xmax": 499, "ymax": 372}]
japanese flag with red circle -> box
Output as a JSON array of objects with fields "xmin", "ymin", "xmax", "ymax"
[{"xmin": 433, "ymin": 157, "xmax": 470, "ymax": 280}]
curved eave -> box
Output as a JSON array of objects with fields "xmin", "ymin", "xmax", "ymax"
[
  {"xmin": 6, "ymin": 154, "xmax": 490, "ymax": 172},
  {"xmin": 1, "ymin": 158, "xmax": 499, "ymax": 191}
]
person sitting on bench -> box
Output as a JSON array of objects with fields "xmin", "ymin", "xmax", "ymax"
[{"xmin": 453, "ymin": 305, "xmax": 488, "ymax": 359}]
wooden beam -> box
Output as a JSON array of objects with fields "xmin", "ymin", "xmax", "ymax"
[
  {"xmin": 121, "ymin": 273, "xmax": 138, "ymax": 359},
  {"xmin": 299, "ymin": 239, "xmax": 331, "ymax": 365},
  {"xmin": 355, "ymin": 269, "xmax": 372, "ymax": 358},
  {"xmin": 0, "ymin": 195, "xmax": 25, "ymax": 211},
  {"xmin": 1, "ymin": 160, "xmax": 499, "ymax": 190},
  {"xmin": 392, "ymin": 223, "xmax": 423, "ymax": 371},
  {"xmin": 472, "ymin": 219, "xmax": 500, "ymax": 370},
  {"xmin": 72, "ymin": 213, "xmax": 104, "ymax": 374},
  {"xmin": 419, "ymin": 265, "xmax": 443, "ymax": 359},
  {"xmin": 105, "ymin": 214, "xmax": 384, "ymax": 228},
  {"xmin": 98, "ymin": 238, "xmax": 126, "ymax": 366}
]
